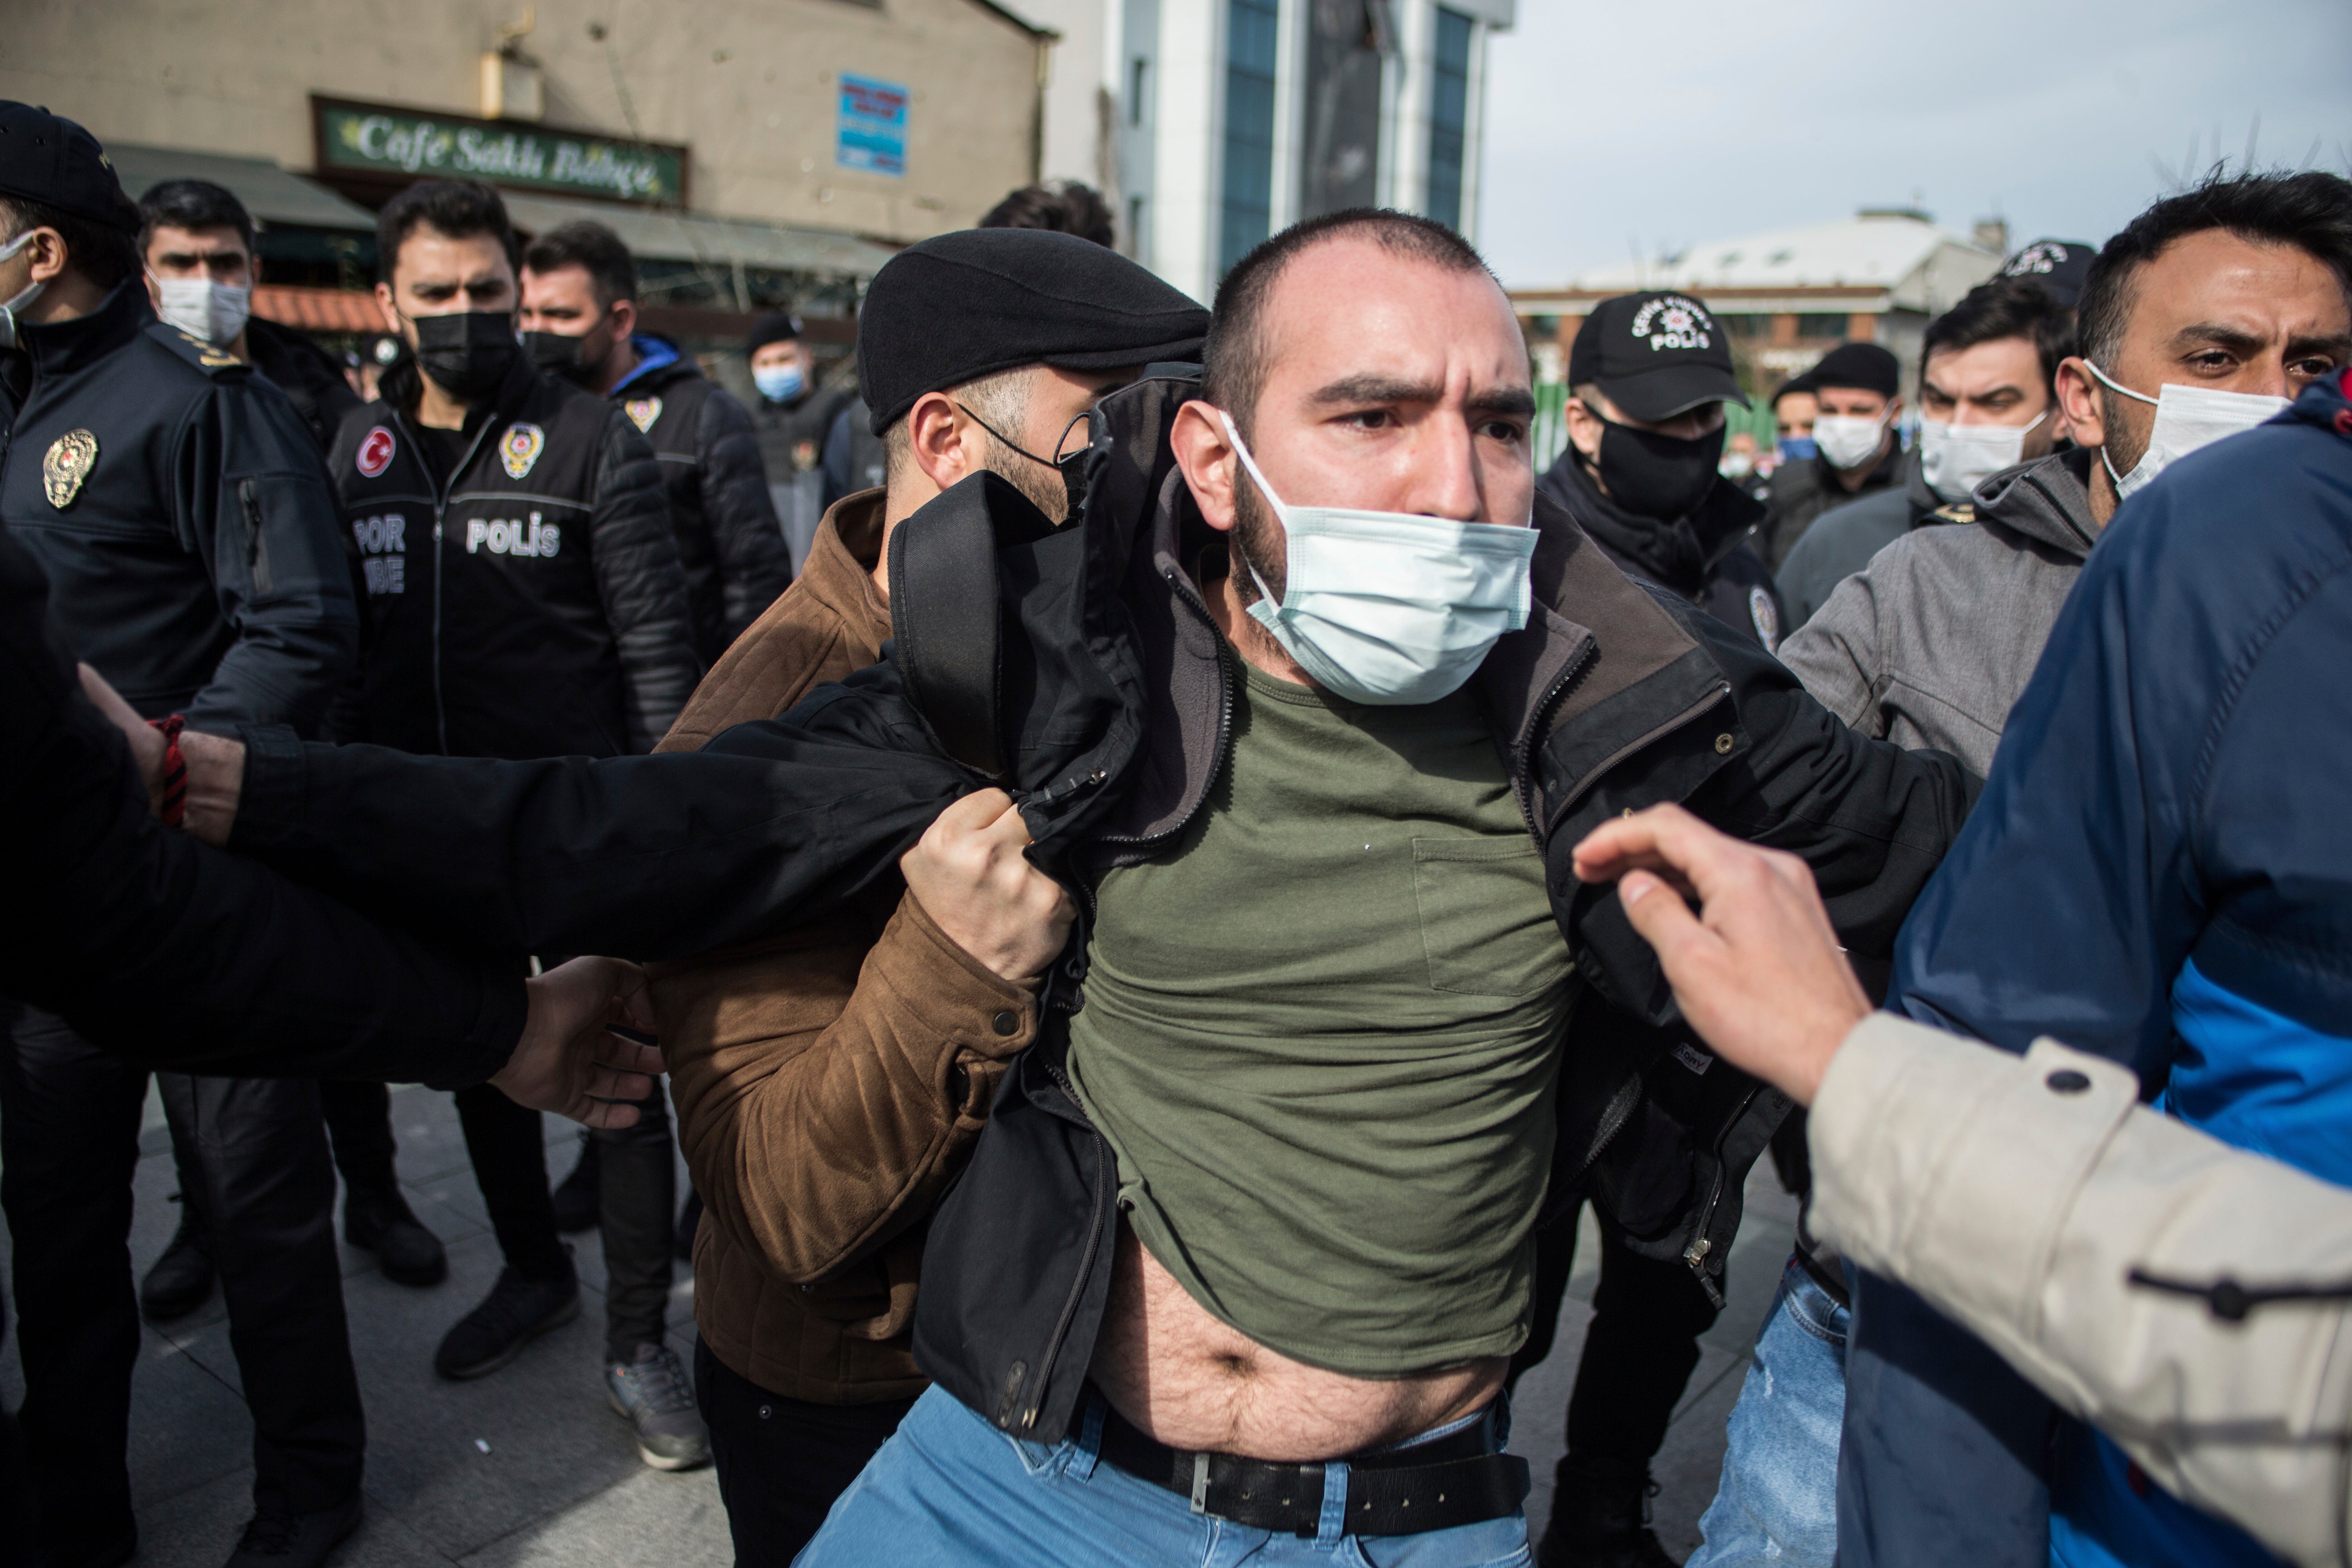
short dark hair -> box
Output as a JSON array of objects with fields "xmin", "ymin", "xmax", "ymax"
[
  {"xmin": 522, "ymin": 219, "xmax": 637, "ymax": 306},
  {"xmin": 980, "ymin": 181, "xmax": 1116, "ymax": 247},
  {"xmin": 1921, "ymin": 275, "xmax": 2074, "ymax": 397},
  {"xmin": 0, "ymin": 193, "xmax": 140, "ymax": 292},
  {"xmin": 1203, "ymin": 208, "xmax": 1492, "ymax": 435},
  {"xmin": 2078, "ymin": 170, "xmax": 2352, "ymax": 370},
  {"xmin": 136, "ymin": 179, "xmax": 257, "ymax": 260},
  {"xmin": 375, "ymin": 179, "xmax": 520, "ymax": 284}
]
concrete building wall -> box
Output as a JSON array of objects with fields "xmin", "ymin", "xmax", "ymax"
[{"xmin": 0, "ymin": 0, "xmax": 1048, "ymax": 242}]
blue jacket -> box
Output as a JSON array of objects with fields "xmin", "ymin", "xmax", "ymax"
[{"xmin": 1840, "ymin": 368, "xmax": 2352, "ymax": 1568}]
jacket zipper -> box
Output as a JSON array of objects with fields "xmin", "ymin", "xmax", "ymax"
[
  {"xmin": 238, "ymin": 477, "xmax": 272, "ymax": 597},
  {"xmin": 390, "ymin": 407, "xmax": 500, "ymax": 756},
  {"xmin": 1086, "ymin": 564, "xmax": 1235, "ymax": 862},
  {"xmin": 1509, "ymin": 637, "xmax": 1597, "ymax": 843},
  {"xmin": 1678, "ymin": 1081, "xmax": 1764, "ymax": 1309},
  {"xmin": 1022, "ymin": 1059, "xmax": 1113, "ymax": 1431}
]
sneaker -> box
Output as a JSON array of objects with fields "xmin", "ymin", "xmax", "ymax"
[
  {"xmin": 551, "ymin": 1136, "xmax": 601, "ymax": 1234},
  {"xmin": 222, "ymin": 1495, "xmax": 360, "ymax": 1568},
  {"xmin": 432, "ymin": 1264, "xmax": 578, "ymax": 1380},
  {"xmin": 140, "ymin": 1210, "xmax": 215, "ymax": 1322},
  {"xmin": 343, "ymin": 1185, "xmax": 448, "ymax": 1288},
  {"xmin": 605, "ymin": 1342, "xmax": 712, "ymax": 1471},
  {"xmin": 1536, "ymin": 1454, "xmax": 1677, "ymax": 1568},
  {"xmin": 673, "ymin": 1187, "xmax": 703, "ymax": 1263}
]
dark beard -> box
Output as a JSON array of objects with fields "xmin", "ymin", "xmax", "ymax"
[{"xmin": 1227, "ymin": 468, "xmax": 1287, "ymax": 608}]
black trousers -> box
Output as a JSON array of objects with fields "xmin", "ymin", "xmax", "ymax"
[
  {"xmin": 317, "ymin": 1078, "xmax": 401, "ymax": 1193},
  {"xmin": 0, "ymin": 1009, "xmax": 363, "ymax": 1544},
  {"xmin": 1510, "ymin": 1205, "xmax": 1723, "ymax": 1466},
  {"xmin": 453, "ymin": 1081, "xmax": 676, "ymax": 1360},
  {"xmin": 696, "ymin": 1339, "xmax": 916, "ymax": 1567}
]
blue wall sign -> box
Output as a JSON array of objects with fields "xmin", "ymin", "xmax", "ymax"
[{"xmin": 837, "ymin": 75, "xmax": 909, "ymax": 177}]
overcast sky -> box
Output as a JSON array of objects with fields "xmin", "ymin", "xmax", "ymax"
[{"xmin": 1475, "ymin": 0, "xmax": 2352, "ymax": 287}]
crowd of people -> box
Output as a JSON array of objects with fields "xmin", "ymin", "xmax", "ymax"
[{"xmin": 0, "ymin": 93, "xmax": 2347, "ymax": 1568}]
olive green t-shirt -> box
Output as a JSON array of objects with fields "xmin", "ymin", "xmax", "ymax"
[{"xmin": 1066, "ymin": 653, "xmax": 1577, "ymax": 1377}]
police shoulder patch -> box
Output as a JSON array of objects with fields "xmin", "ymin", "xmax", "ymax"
[
  {"xmin": 356, "ymin": 425, "xmax": 397, "ymax": 479},
  {"xmin": 145, "ymin": 322, "xmax": 249, "ymax": 376},
  {"xmin": 43, "ymin": 430, "xmax": 98, "ymax": 510},
  {"xmin": 499, "ymin": 423, "xmax": 546, "ymax": 480},
  {"xmin": 623, "ymin": 396, "xmax": 663, "ymax": 434},
  {"xmin": 1748, "ymin": 584, "xmax": 1780, "ymax": 653}
]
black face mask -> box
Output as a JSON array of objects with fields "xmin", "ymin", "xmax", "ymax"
[
  {"xmin": 521, "ymin": 328, "xmax": 603, "ymax": 382},
  {"xmin": 412, "ymin": 310, "xmax": 520, "ymax": 399},
  {"xmin": 1585, "ymin": 406, "xmax": 1725, "ymax": 520}
]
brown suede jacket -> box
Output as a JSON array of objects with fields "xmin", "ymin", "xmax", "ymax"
[{"xmin": 650, "ymin": 489, "xmax": 1038, "ymax": 1403}]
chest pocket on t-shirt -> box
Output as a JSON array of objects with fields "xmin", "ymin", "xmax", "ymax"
[{"xmin": 1411, "ymin": 837, "xmax": 1571, "ymax": 997}]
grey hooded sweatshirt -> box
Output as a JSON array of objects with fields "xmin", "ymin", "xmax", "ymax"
[{"xmin": 1776, "ymin": 447, "xmax": 2100, "ymax": 777}]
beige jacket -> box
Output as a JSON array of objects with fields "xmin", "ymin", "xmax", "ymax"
[{"xmin": 1811, "ymin": 1014, "xmax": 2352, "ymax": 1568}]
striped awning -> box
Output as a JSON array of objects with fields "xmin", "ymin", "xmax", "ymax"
[{"xmin": 253, "ymin": 285, "xmax": 385, "ymax": 334}]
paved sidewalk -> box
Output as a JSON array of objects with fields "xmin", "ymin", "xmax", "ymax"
[{"xmin": 1, "ymin": 1081, "xmax": 1795, "ymax": 1566}]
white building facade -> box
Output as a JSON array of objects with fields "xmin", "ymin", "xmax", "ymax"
[{"xmin": 1020, "ymin": 0, "xmax": 1512, "ymax": 302}]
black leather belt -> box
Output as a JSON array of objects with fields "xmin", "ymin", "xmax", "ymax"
[{"xmin": 1097, "ymin": 1402, "xmax": 1530, "ymax": 1537}]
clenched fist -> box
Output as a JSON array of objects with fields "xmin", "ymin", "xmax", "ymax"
[{"xmin": 901, "ymin": 789, "xmax": 1075, "ymax": 990}]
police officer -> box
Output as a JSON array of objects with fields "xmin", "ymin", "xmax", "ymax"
[
  {"xmin": 330, "ymin": 178, "xmax": 702, "ymax": 1464},
  {"xmin": 1541, "ymin": 291, "xmax": 1786, "ymax": 653},
  {"xmin": 1759, "ymin": 340, "xmax": 1906, "ymax": 569},
  {"xmin": 519, "ymin": 219, "xmax": 793, "ymax": 665},
  {"xmin": 0, "ymin": 102, "xmax": 370, "ymax": 1568},
  {"xmin": 744, "ymin": 311, "xmax": 858, "ymax": 566}
]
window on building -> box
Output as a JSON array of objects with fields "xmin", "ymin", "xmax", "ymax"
[
  {"xmin": 1426, "ymin": 7, "xmax": 1471, "ymax": 230},
  {"xmin": 1795, "ymin": 313, "xmax": 1850, "ymax": 339},
  {"xmin": 1220, "ymin": 0, "xmax": 1281, "ymax": 275},
  {"xmin": 1129, "ymin": 57, "xmax": 1150, "ymax": 126},
  {"xmin": 1127, "ymin": 196, "xmax": 1150, "ymax": 261}
]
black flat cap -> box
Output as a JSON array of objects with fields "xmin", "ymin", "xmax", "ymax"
[
  {"xmin": 746, "ymin": 311, "xmax": 803, "ymax": 356},
  {"xmin": 0, "ymin": 102, "xmax": 136, "ymax": 231},
  {"xmin": 1569, "ymin": 292, "xmax": 1749, "ymax": 421},
  {"xmin": 858, "ymin": 228, "xmax": 1208, "ymax": 433},
  {"xmin": 1999, "ymin": 238, "xmax": 2095, "ymax": 309},
  {"xmin": 1806, "ymin": 341, "xmax": 1901, "ymax": 398}
]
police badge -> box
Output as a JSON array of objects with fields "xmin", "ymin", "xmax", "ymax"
[
  {"xmin": 499, "ymin": 423, "xmax": 545, "ymax": 480},
  {"xmin": 43, "ymin": 429, "xmax": 98, "ymax": 510},
  {"xmin": 624, "ymin": 397, "xmax": 662, "ymax": 434}
]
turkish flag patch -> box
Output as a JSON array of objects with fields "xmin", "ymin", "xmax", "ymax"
[{"xmin": 357, "ymin": 426, "xmax": 397, "ymax": 479}]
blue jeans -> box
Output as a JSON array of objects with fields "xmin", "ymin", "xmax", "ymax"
[
  {"xmin": 1686, "ymin": 1256, "xmax": 1849, "ymax": 1568},
  {"xmin": 797, "ymin": 1385, "xmax": 1532, "ymax": 1568}
]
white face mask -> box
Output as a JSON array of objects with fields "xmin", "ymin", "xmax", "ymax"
[
  {"xmin": 152, "ymin": 273, "xmax": 252, "ymax": 348},
  {"xmin": 1919, "ymin": 408, "xmax": 2050, "ymax": 504},
  {"xmin": 0, "ymin": 229, "xmax": 46, "ymax": 351},
  {"xmin": 2085, "ymin": 362, "xmax": 2291, "ymax": 503},
  {"xmin": 1811, "ymin": 411, "xmax": 1890, "ymax": 471},
  {"xmin": 1220, "ymin": 411, "xmax": 1536, "ymax": 706}
]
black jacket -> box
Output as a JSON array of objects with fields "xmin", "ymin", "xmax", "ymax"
[
  {"xmin": 224, "ymin": 372, "xmax": 1977, "ymax": 1446},
  {"xmin": 245, "ymin": 316, "xmax": 363, "ymax": 455},
  {"xmin": 328, "ymin": 353, "xmax": 700, "ymax": 759},
  {"xmin": 613, "ymin": 338, "xmax": 794, "ymax": 662},
  {"xmin": 1539, "ymin": 450, "xmax": 1788, "ymax": 653},
  {"xmin": 0, "ymin": 284, "xmax": 357, "ymax": 733},
  {"xmin": 0, "ymin": 510, "xmax": 522, "ymax": 1083},
  {"xmin": 1761, "ymin": 437, "xmax": 1905, "ymax": 571}
]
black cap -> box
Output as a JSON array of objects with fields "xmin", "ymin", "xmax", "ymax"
[
  {"xmin": 1999, "ymin": 238, "xmax": 2095, "ymax": 309},
  {"xmin": 0, "ymin": 102, "xmax": 137, "ymax": 231},
  {"xmin": 746, "ymin": 311, "xmax": 803, "ymax": 357},
  {"xmin": 1568, "ymin": 292, "xmax": 1749, "ymax": 421},
  {"xmin": 1771, "ymin": 372, "xmax": 1816, "ymax": 407},
  {"xmin": 857, "ymin": 228, "xmax": 1208, "ymax": 433},
  {"xmin": 1805, "ymin": 341, "xmax": 1900, "ymax": 398}
]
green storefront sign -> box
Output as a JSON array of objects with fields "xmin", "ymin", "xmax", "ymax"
[{"xmin": 313, "ymin": 98, "xmax": 687, "ymax": 205}]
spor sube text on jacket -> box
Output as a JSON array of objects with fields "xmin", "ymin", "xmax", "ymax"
[
  {"xmin": 608, "ymin": 335, "xmax": 794, "ymax": 664},
  {"xmin": 327, "ymin": 351, "xmax": 700, "ymax": 760},
  {"xmin": 0, "ymin": 281, "xmax": 356, "ymax": 733}
]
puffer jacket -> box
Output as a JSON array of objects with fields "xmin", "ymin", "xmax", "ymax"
[
  {"xmin": 649, "ymin": 490, "xmax": 1039, "ymax": 1403},
  {"xmin": 328, "ymin": 353, "xmax": 700, "ymax": 759},
  {"xmin": 1777, "ymin": 447, "xmax": 2098, "ymax": 777},
  {"xmin": 610, "ymin": 337, "xmax": 794, "ymax": 663}
]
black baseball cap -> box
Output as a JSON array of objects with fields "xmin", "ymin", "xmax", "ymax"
[
  {"xmin": 1569, "ymin": 291, "xmax": 1748, "ymax": 421},
  {"xmin": 1999, "ymin": 238, "xmax": 2095, "ymax": 309},
  {"xmin": 1806, "ymin": 341, "xmax": 1901, "ymax": 398},
  {"xmin": 0, "ymin": 102, "xmax": 137, "ymax": 231}
]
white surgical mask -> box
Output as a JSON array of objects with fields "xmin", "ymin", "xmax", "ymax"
[
  {"xmin": 0, "ymin": 229, "xmax": 46, "ymax": 351},
  {"xmin": 1811, "ymin": 412, "xmax": 1890, "ymax": 471},
  {"xmin": 151, "ymin": 273, "xmax": 252, "ymax": 348},
  {"xmin": 2084, "ymin": 362, "xmax": 2292, "ymax": 504},
  {"xmin": 1220, "ymin": 411, "xmax": 1536, "ymax": 706},
  {"xmin": 1919, "ymin": 408, "xmax": 2050, "ymax": 504}
]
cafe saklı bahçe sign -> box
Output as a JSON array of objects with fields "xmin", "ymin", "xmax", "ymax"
[{"xmin": 313, "ymin": 98, "xmax": 687, "ymax": 205}]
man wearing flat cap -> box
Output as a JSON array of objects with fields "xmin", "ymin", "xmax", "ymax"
[
  {"xmin": 0, "ymin": 102, "xmax": 370, "ymax": 1568},
  {"xmin": 1760, "ymin": 340, "xmax": 1906, "ymax": 568},
  {"xmin": 645, "ymin": 225, "xmax": 1208, "ymax": 1566},
  {"xmin": 743, "ymin": 310, "xmax": 858, "ymax": 572}
]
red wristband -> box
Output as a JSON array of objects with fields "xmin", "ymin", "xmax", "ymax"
[{"xmin": 146, "ymin": 714, "xmax": 188, "ymax": 828}]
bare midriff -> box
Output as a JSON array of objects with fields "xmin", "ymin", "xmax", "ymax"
[{"xmin": 1087, "ymin": 1224, "xmax": 1507, "ymax": 1461}]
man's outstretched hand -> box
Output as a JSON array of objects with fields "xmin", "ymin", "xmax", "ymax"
[
  {"xmin": 78, "ymin": 663, "xmax": 244, "ymax": 844},
  {"xmin": 1571, "ymin": 804, "xmax": 1871, "ymax": 1106},
  {"xmin": 901, "ymin": 788, "xmax": 1075, "ymax": 990},
  {"xmin": 490, "ymin": 957, "xmax": 668, "ymax": 1127}
]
